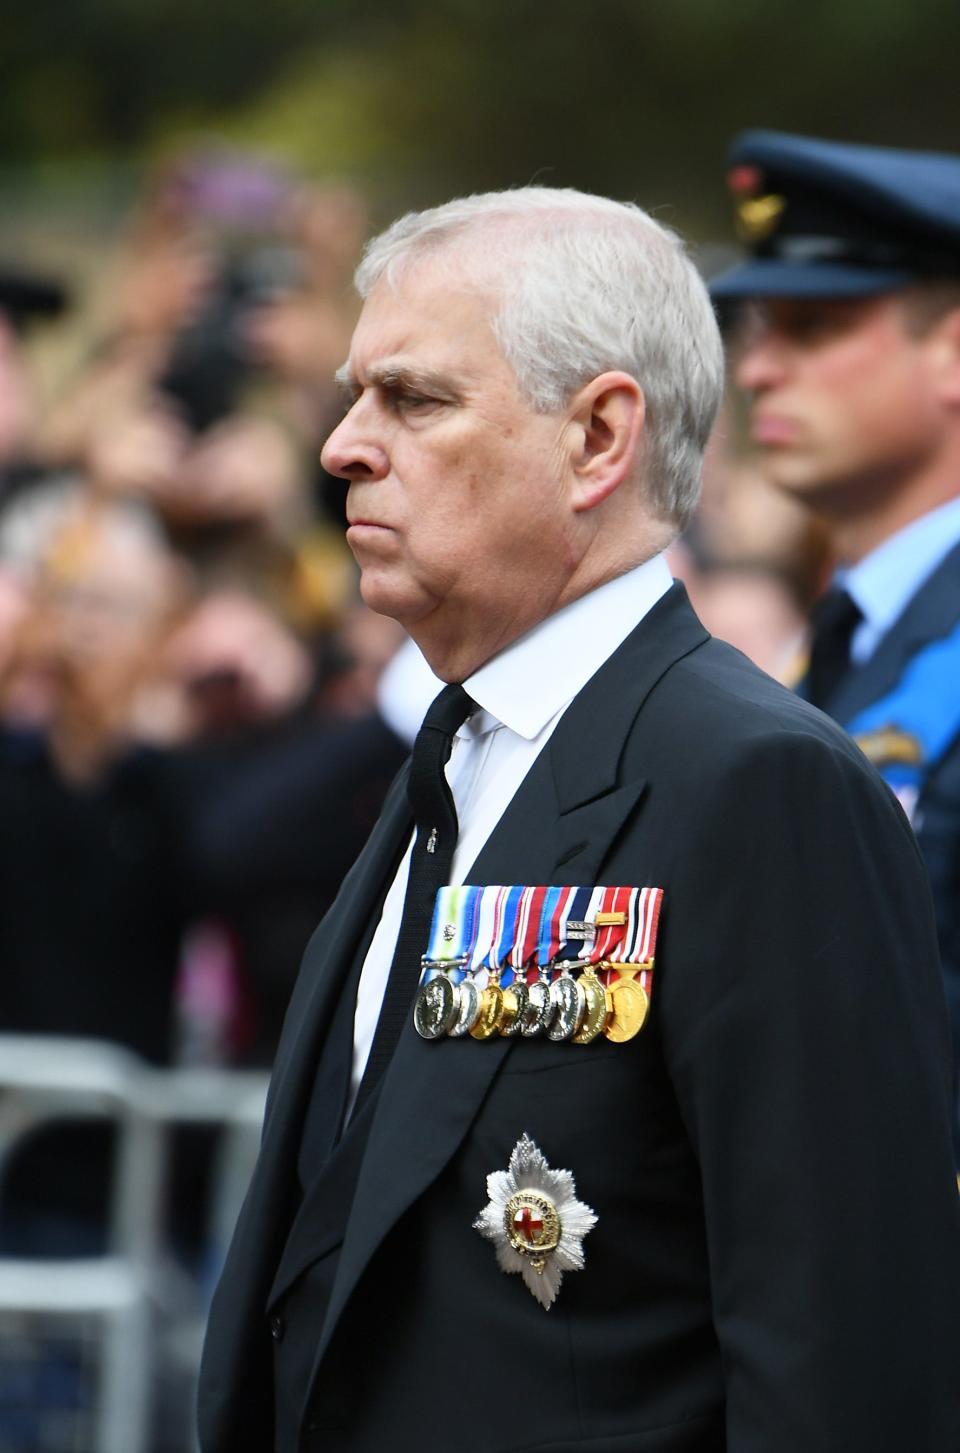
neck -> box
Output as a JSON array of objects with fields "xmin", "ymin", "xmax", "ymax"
[
  {"xmin": 414, "ymin": 586, "xmax": 571, "ymax": 683},
  {"xmin": 417, "ymin": 540, "xmax": 671, "ymax": 681},
  {"xmin": 828, "ymin": 470, "xmax": 960, "ymax": 564}
]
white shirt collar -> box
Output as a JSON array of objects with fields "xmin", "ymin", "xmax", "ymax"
[
  {"xmin": 461, "ymin": 554, "xmax": 674, "ymax": 741},
  {"xmin": 840, "ymin": 496, "xmax": 960, "ymax": 640}
]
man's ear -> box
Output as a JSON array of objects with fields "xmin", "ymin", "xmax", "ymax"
[
  {"xmin": 566, "ymin": 372, "xmax": 645, "ymax": 512},
  {"xmin": 933, "ymin": 308, "xmax": 960, "ymax": 408}
]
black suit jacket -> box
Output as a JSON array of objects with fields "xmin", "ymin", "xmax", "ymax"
[{"xmin": 200, "ymin": 586, "xmax": 960, "ymax": 1453}]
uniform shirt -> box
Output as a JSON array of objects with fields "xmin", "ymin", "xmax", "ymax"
[
  {"xmin": 839, "ymin": 495, "xmax": 960, "ymax": 664},
  {"xmin": 349, "ymin": 554, "xmax": 673, "ymax": 1107}
]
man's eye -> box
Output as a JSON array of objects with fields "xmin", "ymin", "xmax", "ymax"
[
  {"xmin": 393, "ymin": 392, "xmax": 438, "ymax": 413},
  {"xmin": 786, "ymin": 310, "xmax": 837, "ymax": 340}
]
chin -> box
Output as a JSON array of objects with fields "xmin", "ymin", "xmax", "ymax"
[
  {"xmin": 357, "ymin": 572, "xmax": 429, "ymax": 629},
  {"xmin": 755, "ymin": 452, "xmax": 822, "ymax": 498}
]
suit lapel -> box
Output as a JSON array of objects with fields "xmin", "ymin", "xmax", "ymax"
[
  {"xmin": 828, "ymin": 541, "xmax": 960, "ymax": 723},
  {"xmin": 317, "ymin": 584, "xmax": 708, "ymax": 1358}
]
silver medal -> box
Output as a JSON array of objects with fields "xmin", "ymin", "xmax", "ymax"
[
  {"xmin": 546, "ymin": 967, "xmax": 586, "ymax": 1041},
  {"xmin": 520, "ymin": 977, "xmax": 554, "ymax": 1036},
  {"xmin": 448, "ymin": 974, "xmax": 481, "ymax": 1037},
  {"xmin": 413, "ymin": 975, "xmax": 458, "ymax": 1039},
  {"xmin": 473, "ymin": 1133, "xmax": 598, "ymax": 1309}
]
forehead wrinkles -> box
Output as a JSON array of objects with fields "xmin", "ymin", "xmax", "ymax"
[{"xmin": 344, "ymin": 279, "xmax": 522, "ymax": 399}]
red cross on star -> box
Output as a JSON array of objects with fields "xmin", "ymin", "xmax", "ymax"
[{"xmin": 514, "ymin": 1204, "xmax": 543, "ymax": 1243}]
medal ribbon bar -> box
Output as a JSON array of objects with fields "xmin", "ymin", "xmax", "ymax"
[
  {"xmin": 508, "ymin": 884, "xmax": 548, "ymax": 984},
  {"xmin": 416, "ymin": 884, "xmax": 666, "ymax": 1044},
  {"xmin": 421, "ymin": 884, "xmax": 482, "ymax": 976},
  {"xmin": 555, "ymin": 886, "xmax": 594, "ymax": 962},
  {"xmin": 492, "ymin": 885, "xmax": 524, "ymax": 972},
  {"xmin": 599, "ymin": 885, "xmax": 664, "ymax": 1000}
]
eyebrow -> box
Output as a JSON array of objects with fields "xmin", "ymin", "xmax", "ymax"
[{"xmin": 334, "ymin": 360, "xmax": 461, "ymax": 404}]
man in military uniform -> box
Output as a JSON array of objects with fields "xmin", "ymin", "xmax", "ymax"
[
  {"xmin": 713, "ymin": 130, "xmax": 960, "ymax": 1153},
  {"xmin": 199, "ymin": 187, "xmax": 960, "ymax": 1453}
]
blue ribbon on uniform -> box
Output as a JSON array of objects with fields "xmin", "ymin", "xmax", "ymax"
[
  {"xmin": 556, "ymin": 886, "xmax": 593, "ymax": 961},
  {"xmin": 845, "ymin": 616, "xmax": 960, "ymax": 798}
]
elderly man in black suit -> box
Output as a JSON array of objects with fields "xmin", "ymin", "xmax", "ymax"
[{"xmin": 199, "ymin": 187, "xmax": 960, "ymax": 1453}]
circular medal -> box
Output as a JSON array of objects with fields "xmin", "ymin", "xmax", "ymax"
[
  {"xmin": 520, "ymin": 979, "xmax": 554, "ymax": 1037},
  {"xmin": 470, "ymin": 983, "xmax": 504, "ymax": 1040},
  {"xmin": 572, "ymin": 970, "xmax": 612, "ymax": 1044},
  {"xmin": 413, "ymin": 975, "xmax": 458, "ymax": 1040},
  {"xmin": 503, "ymin": 1189, "xmax": 562, "ymax": 1274},
  {"xmin": 495, "ymin": 986, "xmax": 521, "ymax": 1035},
  {"xmin": 604, "ymin": 976, "xmax": 650, "ymax": 1042},
  {"xmin": 498, "ymin": 979, "xmax": 528, "ymax": 1037},
  {"xmin": 546, "ymin": 970, "xmax": 586, "ymax": 1041},
  {"xmin": 448, "ymin": 975, "xmax": 481, "ymax": 1037}
]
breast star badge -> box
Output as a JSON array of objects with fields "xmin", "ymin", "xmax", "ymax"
[{"xmin": 473, "ymin": 1133, "xmax": 597, "ymax": 1309}]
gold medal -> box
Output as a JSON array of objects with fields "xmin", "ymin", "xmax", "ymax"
[
  {"xmin": 603, "ymin": 961, "xmax": 651, "ymax": 1042},
  {"xmin": 498, "ymin": 978, "xmax": 528, "ymax": 1036},
  {"xmin": 572, "ymin": 964, "xmax": 612, "ymax": 1044},
  {"xmin": 470, "ymin": 969, "xmax": 504, "ymax": 1040}
]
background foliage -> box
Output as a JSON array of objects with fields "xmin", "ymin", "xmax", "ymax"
[{"xmin": 2, "ymin": 1, "xmax": 959, "ymax": 240}]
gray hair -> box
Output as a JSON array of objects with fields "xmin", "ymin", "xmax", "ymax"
[{"xmin": 355, "ymin": 187, "xmax": 724, "ymax": 529}]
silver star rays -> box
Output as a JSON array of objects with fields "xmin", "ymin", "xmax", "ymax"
[{"xmin": 473, "ymin": 1133, "xmax": 597, "ymax": 1309}]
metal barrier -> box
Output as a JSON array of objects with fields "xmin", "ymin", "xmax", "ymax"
[{"xmin": 0, "ymin": 1037, "xmax": 267, "ymax": 1453}]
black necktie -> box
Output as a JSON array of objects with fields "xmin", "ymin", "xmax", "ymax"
[
  {"xmin": 806, "ymin": 587, "xmax": 862, "ymax": 709},
  {"xmin": 352, "ymin": 682, "xmax": 475, "ymax": 1111}
]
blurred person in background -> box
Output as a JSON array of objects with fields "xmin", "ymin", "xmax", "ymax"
[
  {"xmin": 672, "ymin": 554, "xmax": 807, "ymax": 680},
  {"xmin": 669, "ymin": 422, "xmax": 830, "ymax": 680},
  {"xmin": 41, "ymin": 150, "xmax": 365, "ymax": 553},
  {"xmin": 162, "ymin": 588, "xmax": 407, "ymax": 1066},
  {"xmin": 0, "ymin": 154, "xmax": 408, "ymax": 1246},
  {"xmin": 0, "ymin": 266, "xmax": 69, "ymax": 507},
  {"xmin": 0, "ymin": 149, "xmax": 409, "ymax": 1451},
  {"xmin": 0, "ymin": 263, "xmax": 75, "ymax": 730},
  {"xmin": 0, "ymin": 501, "xmax": 190, "ymax": 1254},
  {"xmin": 38, "ymin": 152, "xmax": 313, "ymax": 579},
  {"xmin": 714, "ymin": 130, "xmax": 960, "ymax": 1156}
]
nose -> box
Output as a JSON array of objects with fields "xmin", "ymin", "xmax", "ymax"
[
  {"xmin": 320, "ymin": 406, "xmax": 390, "ymax": 482},
  {"xmin": 734, "ymin": 323, "xmax": 791, "ymax": 395}
]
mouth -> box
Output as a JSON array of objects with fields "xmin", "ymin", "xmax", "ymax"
[
  {"xmin": 345, "ymin": 519, "xmax": 395, "ymax": 557},
  {"xmin": 346, "ymin": 518, "xmax": 391, "ymax": 532},
  {"xmin": 750, "ymin": 412, "xmax": 799, "ymax": 446}
]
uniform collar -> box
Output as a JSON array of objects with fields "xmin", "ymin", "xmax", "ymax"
[{"xmin": 839, "ymin": 496, "xmax": 960, "ymax": 640}]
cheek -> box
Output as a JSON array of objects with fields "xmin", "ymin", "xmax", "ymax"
[{"xmin": 849, "ymin": 361, "xmax": 930, "ymax": 434}]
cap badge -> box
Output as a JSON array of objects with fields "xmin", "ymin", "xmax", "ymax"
[
  {"xmin": 736, "ymin": 192, "xmax": 786, "ymax": 243},
  {"xmin": 473, "ymin": 1133, "xmax": 597, "ymax": 1309}
]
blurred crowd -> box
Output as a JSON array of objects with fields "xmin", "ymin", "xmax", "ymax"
[
  {"xmin": 0, "ymin": 155, "xmax": 423, "ymax": 1306},
  {"xmin": 0, "ymin": 151, "xmax": 830, "ymax": 1268},
  {"xmin": 0, "ymin": 153, "xmax": 414, "ymax": 1083}
]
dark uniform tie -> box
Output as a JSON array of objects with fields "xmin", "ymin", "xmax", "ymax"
[
  {"xmin": 806, "ymin": 587, "xmax": 862, "ymax": 709},
  {"xmin": 352, "ymin": 682, "xmax": 475, "ymax": 1112}
]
